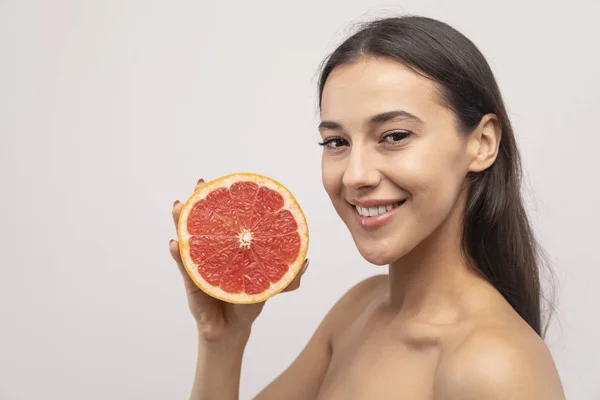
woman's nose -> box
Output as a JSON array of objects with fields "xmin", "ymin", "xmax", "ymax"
[{"xmin": 342, "ymin": 146, "xmax": 380, "ymax": 191}]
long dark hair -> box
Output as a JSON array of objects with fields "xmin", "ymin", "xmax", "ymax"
[{"xmin": 317, "ymin": 15, "xmax": 552, "ymax": 337}]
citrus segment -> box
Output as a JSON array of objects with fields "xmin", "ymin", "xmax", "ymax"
[
  {"xmin": 240, "ymin": 250, "xmax": 270, "ymax": 295},
  {"xmin": 187, "ymin": 200, "xmax": 235, "ymax": 236},
  {"xmin": 177, "ymin": 173, "xmax": 309, "ymax": 304},
  {"xmin": 251, "ymin": 186, "xmax": 285, "ymax": 225},
  {"xmin": 205, "ymin": 187, "xmax": 237, "ymax": 227},
  {"xmin": 229, "ymin": 181, "xmax": 259, "ymax": 229},
  {"xmin": 251, "ymin": 245, "xmax": 289, "ymax": 282},
  {"xmin": 253, "ymin": 235, "xmax": 301, "ymax": 263},
  {"xmin": 252, "ymin": 209, "xmax": 298, "ymax": 236},
  {"xmin": 189, "ymin": 236, "xmax": 238, "ymax": 264},
  {"xmin": 196, "ymin": 249, "xmax": 234, "ymax": 285},
  {"xmin": 220, "ymin": 249, "xmax": 245, "ymax": 294}
]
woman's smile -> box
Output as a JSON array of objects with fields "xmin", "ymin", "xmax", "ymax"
[{"xmin": 348, "ymin": 198, "xmax": 407, "ymax": 230}]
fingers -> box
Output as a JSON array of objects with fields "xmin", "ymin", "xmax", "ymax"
[
  {"xmin": 172, "ymin": 201, "xmax": 183, "ymax": 230},
  {"xmin": 169, "ymin": 239, "xmax": 197, "ymax": 289},
  {"xmin": 282, "ymin": 259, "xmax": 310, "ymax": 293},
  {"xmin": 299, "ymin": 258, "xmax": 310, "ymax": 277},
  {"xmin": 194, "ymin": 178, "xmax": 205, "ymax": 191},
  {"xmin": 169, "ymin": 239, "xmax": 186, "ymax": 275}
]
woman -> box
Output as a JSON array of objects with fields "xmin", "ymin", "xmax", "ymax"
[{"xmin": 170, "ymin": 15, "xmax": 565, "ymax": 399}]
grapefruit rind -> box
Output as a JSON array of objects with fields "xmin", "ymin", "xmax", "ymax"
[{"xmin": 177, "ymin": 173, "xmax": 309, "ymax": 304}]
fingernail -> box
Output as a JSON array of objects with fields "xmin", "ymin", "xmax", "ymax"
[
  {"xmin": 197, "ymin": 178, "xmax": 205, "ymax": 185},
  {"xmin": 301, "ymin": 259, "xmax": 310, "ymax": 273},
  {"xmin": 169, "ymin": 238, "xmax": 175, "ymax": 246},
  {"xmin": 173, "ymin": 200, "xmax": 180, "ymax": 207}
]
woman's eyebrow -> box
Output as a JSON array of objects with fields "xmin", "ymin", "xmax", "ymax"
[
  {"xmin": 368, "ymin": 110, "xmax": 423, "ymax": 125},
  {"xmin": 318, "ymin": 110, "xmax": 423, "ymax": 132}
]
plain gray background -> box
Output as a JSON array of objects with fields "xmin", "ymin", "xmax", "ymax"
[{"xmin": 1, "ymin": 0, "xmax": 599, "ymax": 399}]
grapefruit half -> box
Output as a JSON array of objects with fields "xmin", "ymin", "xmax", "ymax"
[{"xmin": 177, "ymin": 173, "xmax": 309, "ymax": 304}]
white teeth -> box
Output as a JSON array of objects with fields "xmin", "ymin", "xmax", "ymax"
[{"xmin": 355, "ymin": 201, "xmax": 404, "ymax": 217}]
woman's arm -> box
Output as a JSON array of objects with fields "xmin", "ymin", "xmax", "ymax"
[
  {"xmin": 185, "ymin": 274, "xmax": 386, "ymax": 400},
  {"xmin": 187, "ymin": 313, "xmax": 330, "ymax": 400},
  {"xmin": 190, "ymin": 327, "xmax": 251, "ymax": 400}
]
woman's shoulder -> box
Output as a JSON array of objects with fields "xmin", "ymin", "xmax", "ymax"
[
  {"xmin": 434, "ymin": 320, "xmax": 565, "ymax": 399},
  {"xmin": 319, "ymin": 274, "xmax": 389, "ymax": 338},
  {"xmin": 337, "ymin": 274, "xmax": 388, "ymax": 310},
  {"xmin": 328, "ymin": 274, "xmax": 389, "ymax": 312}
]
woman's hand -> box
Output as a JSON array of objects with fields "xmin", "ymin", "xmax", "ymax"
[{"xmin": 169, "ymin": 178, "xmax": 309, "ymax": 343}]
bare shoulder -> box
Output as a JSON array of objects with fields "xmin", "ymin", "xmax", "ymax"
[
  {"xmin": 322, "ymin": 274, "xmax": 388, "ymax": 339},
  {"xmin": 435, "ymin": 324, "xmax": 565, "ymax": 400},
  {"xmin": 253, "ymin": 275, "xmax": 388, "ymax": 399},
  {"xmin": 335, "ymin": 274, "xmax": 388, "ymax": 307}
]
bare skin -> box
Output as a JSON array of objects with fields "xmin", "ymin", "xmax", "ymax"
[{"xmin": 170, "ymin": 57, "xmax": 565, "ymax": 399}]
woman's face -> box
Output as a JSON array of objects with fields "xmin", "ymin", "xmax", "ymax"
[{"xmin": 319, "ymin": 56, "xmax": 476, "ymax": 266}]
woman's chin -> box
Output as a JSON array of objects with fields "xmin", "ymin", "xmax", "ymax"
[
  {"xmin": 355, "ymin": 238, "xmax": 412, "ymax": 265},
  {"xmin": 356, "ymin": 244, "xmax": 405, "ymax": 266}
]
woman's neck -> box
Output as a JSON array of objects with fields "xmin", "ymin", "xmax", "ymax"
[{"xmin": 387, "ymin": 196, "xmax": 483, "ymax": 323}]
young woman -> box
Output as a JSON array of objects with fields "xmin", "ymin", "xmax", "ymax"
[{"xmin": 170, "ymin": 15, "xmax": 565, "ymax": 399}]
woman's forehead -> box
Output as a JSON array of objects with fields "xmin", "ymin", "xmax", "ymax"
[{"xmin": 320, "ymin": 57, "xmax": 443, "ymax": 122}]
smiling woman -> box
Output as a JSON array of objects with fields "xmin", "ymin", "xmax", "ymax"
[{"xmin": 170, "ymin": 15, "xmax": 566, "ymax": 400}]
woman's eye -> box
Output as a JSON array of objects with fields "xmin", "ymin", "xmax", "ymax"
[
  {"xmin": 319, "ymin": 137, "xmax": 349, "ymax": 149},
  {"xmin": 382, "ymin": 131, "xmax": 411, "ymax": 143}
]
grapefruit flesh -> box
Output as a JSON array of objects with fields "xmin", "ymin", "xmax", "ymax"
[{"xmin": 177, "ymin": 173, "xmax": 309, "ymax": 304}]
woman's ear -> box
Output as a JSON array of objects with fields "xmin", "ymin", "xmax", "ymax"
[{"xmin": 468, "ymin": 114, "xmax": 502, "ymax": 173}]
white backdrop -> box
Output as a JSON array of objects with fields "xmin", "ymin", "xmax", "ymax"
[{"xmin": 1, "ymin": 1, "xmax": 599, "ymax": 399}]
